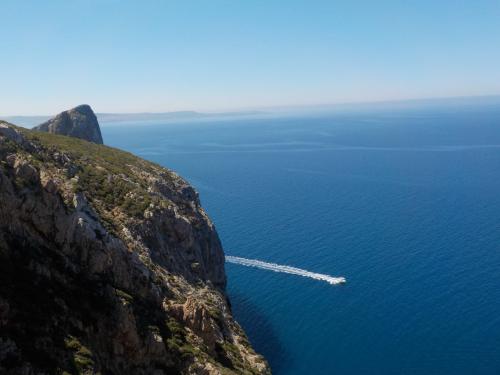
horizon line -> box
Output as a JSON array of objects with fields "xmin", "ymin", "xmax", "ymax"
[{"xmin": 2, "ymin": 93, "xmax": 500, "ymax": 118}]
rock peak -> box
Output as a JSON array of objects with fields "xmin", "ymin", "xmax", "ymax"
[
  {"xmin": 72, "ymin": 104, "xmax": 93, "ymax": 112},
  {"xmin": 34, "ymin": 104, "xmax": 103, "ymax": 144}
]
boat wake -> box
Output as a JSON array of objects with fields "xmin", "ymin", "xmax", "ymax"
[{"xmin": 225, "ymin": 255, "xmax": 346, "ymax": 285}]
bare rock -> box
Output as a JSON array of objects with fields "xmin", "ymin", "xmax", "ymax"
[
  {"xmin": 0, "ymin": 121, "xmax": 270, "ymax": 375},
  {"xmin": 0, "ymin": 124, "xmax": 24, "ymax": 144},
  {"xmin": 33, "ymin": 104, "xmax": 103, "ymax": 144}
]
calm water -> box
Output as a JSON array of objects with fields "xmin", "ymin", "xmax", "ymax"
[{"xmin": 102, "ymin": 103, "xmax": 500, "ymax": 374}]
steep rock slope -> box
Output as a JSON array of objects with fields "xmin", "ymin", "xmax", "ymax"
[
  {"xmin": 0, "ymin": 122, "xmax": 269, "ymax": 375},
  {"xmin": 33, "ymin": 105, "xmax": 104, "ymax": 144}
]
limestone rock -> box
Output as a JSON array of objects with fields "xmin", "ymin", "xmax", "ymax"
[
  {"xmin": 33, "ymin": 104, "xmax": 104, "ymax": 144},
  {"xmin": 0, "ymin": 121, "xmax": 270, "ymax": 375},
  {"xmin": 0, "ymin": 124, "xmax": 24, "ymax": 144}
]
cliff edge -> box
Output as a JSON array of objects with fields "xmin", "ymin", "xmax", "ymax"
[
  {"xmin": 0, "ymin": 120, "xmax": 269, "ymax": 374},
  {"xmin": 33, "ymin": 105, "xmax": 104, "ymax": 144}
]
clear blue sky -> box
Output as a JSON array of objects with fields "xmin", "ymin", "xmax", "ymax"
[{"xmin": 1, "ymin": 0, "xmax": 500, "ymax": 115}]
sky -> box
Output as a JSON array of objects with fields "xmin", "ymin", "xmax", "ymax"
[{"xmin": 1, "ymin": 0, "xmax": 500, "ymax": 115}]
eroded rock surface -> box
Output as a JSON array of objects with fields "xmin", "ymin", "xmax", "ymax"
[
  {"xmin": 0, "ymin": 121, "xmax": 270, "ymax": 374},
  {"xmin": 33, "ymin": 105, "xmax": 104, "ymax": 144}
]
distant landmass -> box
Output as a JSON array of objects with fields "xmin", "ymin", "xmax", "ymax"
[
  {"xmin": 33, "ymin": 104, "xmax": 103, "ymax": 144},
  {"xmin": 98, "ymin": 110, "xmax": 266, "ymax": 122},
  {"xmin": 3, "ymin": 110, "xmax": 267, "ymax": 128},
  {"xmin": 4, "ymin": 95, "xmax": 500, "ymax": 129}
]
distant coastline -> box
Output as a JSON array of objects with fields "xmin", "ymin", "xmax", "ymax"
[
  {"xmin": 3, "ymin": 110, "xmax": 267, "ymax": 128},
  {"xmin": 4, "ymin": 94, "xmax": 500, "ymax": 129}
]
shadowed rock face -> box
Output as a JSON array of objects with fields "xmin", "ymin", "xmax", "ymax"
[
  {"xmin": 0, "ymin": 121, "xmax": 270, "ymax": 375},
  {"xmin": 33, "ymin": 105, "xmax": 104, "ymax": 144}
]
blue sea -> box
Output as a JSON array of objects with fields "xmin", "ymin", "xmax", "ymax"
[{"xmin": 102, "ymin": 100, "xmax": 500, "ymax": 375}]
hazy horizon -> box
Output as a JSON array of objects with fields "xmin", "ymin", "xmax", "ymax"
[
  {"xmin": 2, "ymin": 94, "xmax": 500, "ymax": 119},
  {"xmin": 2, "ymin": 0, "xmax": 500, "ymax": 115}
]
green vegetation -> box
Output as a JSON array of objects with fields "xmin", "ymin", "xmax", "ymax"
[
  {"xmin": 0, "ymin": 124, "xmax": 265, "ymax": 374},
  {"xmin": 21, "ymin": 129, "xmax": 154, "ymax": 176},
  {"xmin": 18, "ymin": 128, "xmax": 174, "ymax": 223},
  {"xmin": 77, "ymin": 165, "xmax": 152, "ymax": 217},
  {"xmin": 64, "ymin": 335, "xmax": 95, "ymax": 374},
  {"xmin": 0, "ymin": 127, "xmax": 21, "ymax": 173},
  {"xmin": 218, "ymin": 340, "xmax": 265, "ymax": 375},
  {"xmin": 0, "ymin": 134, "xmax": 21, "ymax": 155},
  {"xmin": 166, "ymin": 317, "xmax": 185, "ymax": 351},
  {"xmin": 222, "ymin": 342, "xmax": 243, "ymax": 363},
  {"xmin": 165, "ymin": 317, "xmax": 200, "ymax": 359},
  {"xmin": 168, "ymin": 316, "xmax": 257, "ymax": 374},
  {"xmin": 114, "ymin": 288, "xmax": 134, "ymax": 304}
]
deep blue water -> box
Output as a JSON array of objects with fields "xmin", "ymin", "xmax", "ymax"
[{"xmin": 102, "ymin": 104, "xmax": 500, "ymax": 375}]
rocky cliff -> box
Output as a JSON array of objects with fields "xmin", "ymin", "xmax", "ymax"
[
  {"xmin": 33, "ymin": 105, "xmax": 104, "ymax": 144},
  {"xmin": 0, "ymin": 121, "xmax": 269, "ymax": 374}
]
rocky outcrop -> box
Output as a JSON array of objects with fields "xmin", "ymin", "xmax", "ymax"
[
  {"xmin": 0, "ymin": 121, "xmax": 269, "ymax": 374},
  {"xmin": 33, "ymin": 105, "xmax": 104, "ymax": 144}
]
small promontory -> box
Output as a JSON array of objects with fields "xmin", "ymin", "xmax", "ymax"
[{"xmin": 33, "ymin": 104, "xmax": 104, "ymax": 144}]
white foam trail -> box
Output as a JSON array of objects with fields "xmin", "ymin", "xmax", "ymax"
[{"xmin": 225, "ymin": 256, "xmax": 346, "ymax": 285}]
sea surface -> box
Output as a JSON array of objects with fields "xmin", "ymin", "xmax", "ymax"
[{"xmin": 102, "ymin": 101, "xmax": 500, "ymax": 375}]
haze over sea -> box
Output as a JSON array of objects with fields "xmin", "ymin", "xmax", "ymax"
[{"xmin": 102, "ymin": 98, "xmax": 500, "ymax": 375}]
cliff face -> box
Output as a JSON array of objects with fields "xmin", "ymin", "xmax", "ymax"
[
  {"xmin": 0, "ymin": 121, "xmax": 269, "ymax": 374},
  {"xmin": 33, "ymin": 105, "xmax": 104, "ymax": 144}
]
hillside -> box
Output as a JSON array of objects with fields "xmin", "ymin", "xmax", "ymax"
[{"xmin": 0, "ymin": 121, "xmax": 270, "ymax": 375}]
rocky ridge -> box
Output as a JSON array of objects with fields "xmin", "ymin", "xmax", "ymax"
[
  {"xmin": 33, "ymin": 105, "xmax": 104, "ymax": 144},
  {"xmin": 0, "ymin": 120, "xmax": 270, "ymax": 374}
]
